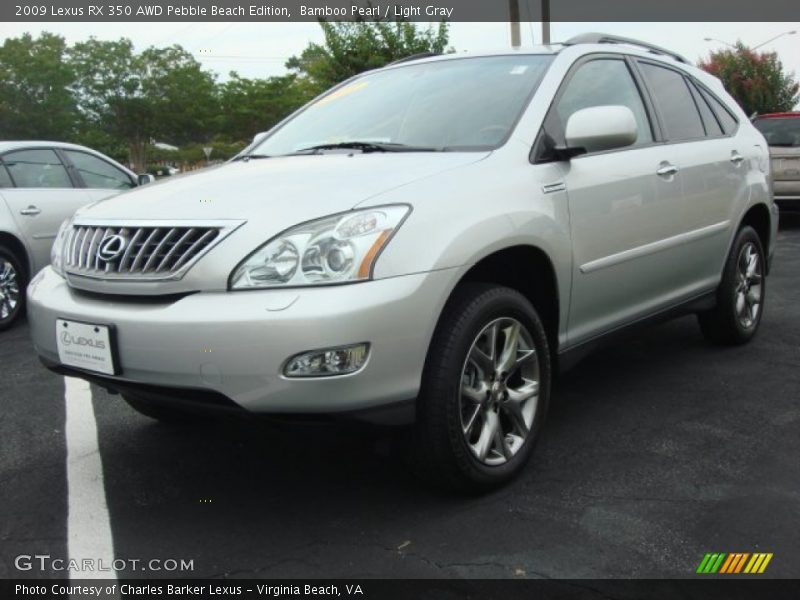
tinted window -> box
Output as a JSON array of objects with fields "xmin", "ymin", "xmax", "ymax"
[
  {"xmin": 699, "ymin": 87, "xmax": 739, "ymax": 134},
  {"xmin": 3, "ymin": 149, "xmax": 72, "ymax": 189},
  {"xmin": 64, "ymin": 150, "xmax": 133, "ymax": 190},
  {"xmin": 0, "ymin": 163, "xmax": 12, "ymax": 188},
  {"xmin": 753, "ymin": 116, "xmax": 800, "ymax": 147},
  {"xmin": 555, "ymin": 59, "xmax": 653, "ymax": 147},
  {"xmin": 639, "ymin": 63, "xmax": 705, "ymax": 141},
  {"xmin": 687, "ymin": 80, "xmax": 723, "ymax": 136}
]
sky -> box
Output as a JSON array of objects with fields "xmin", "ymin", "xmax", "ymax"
[{"xmin": 0, "ymin": 21, "xmax": 797, "ymax": 86}]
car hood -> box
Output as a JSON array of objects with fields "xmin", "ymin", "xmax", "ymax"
[
  {"xmin": 65, "ymin": 151, "xmax": 490, "ymax": 295},
  {"xmin": 79, "ymin": 152, "xmax": 490, "ymax": 224}
]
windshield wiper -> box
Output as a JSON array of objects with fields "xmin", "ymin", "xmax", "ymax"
[
  {"xmin": 233, "ymin": 153, "xmax": 272, "ymax": 162},
  {"xmin": 289, "ymin": 141, "xmax": 442, "ymax": 155}
]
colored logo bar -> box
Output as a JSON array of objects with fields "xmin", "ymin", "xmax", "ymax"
[{"xmin": 697, "ymin": 553, "xmax": 773, "ymax": 574}]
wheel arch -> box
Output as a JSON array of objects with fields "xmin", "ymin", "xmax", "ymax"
[
  {"xmin": 449, "ymin": 245, "xmax": 560, "ymax": 356},
  {"xmin": 738, "ymin": 203, "xmax": 772, "ymax": 272},
  {"xmin": 0, "ymin": 230, "xmax": 31, "ymax": 278}
]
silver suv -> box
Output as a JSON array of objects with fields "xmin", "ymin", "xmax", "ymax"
[{"xmin": 27, "ymin": 34, "xmax": 777, "ymax": 490}]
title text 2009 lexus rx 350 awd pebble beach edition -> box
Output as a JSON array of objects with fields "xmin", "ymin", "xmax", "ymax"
[{"xmin": 28, "ymin": 34, "xmax": 777, "ymax": 490}]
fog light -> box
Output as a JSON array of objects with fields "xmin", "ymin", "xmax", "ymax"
[{"xmin": 283, "ymin": 343, "xmax": 369, "ymax": 378}]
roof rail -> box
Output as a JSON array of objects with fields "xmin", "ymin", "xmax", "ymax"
[
  {"xmin": 563, "ymin": 33, "xmax": 688, "ymax": 64},
  {"xmin": 386, "ymin": 52, "xmax": 441, "ymax": 66}
]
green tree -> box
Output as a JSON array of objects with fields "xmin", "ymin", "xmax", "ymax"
[
  {"xmin": 68, "ymin": 38, "xmax": 218, "ymax": 171},
  {"xmin": 287, "ymin": 19, "xmax": 450, "ymax": 93},
  {"xmin": 0, "ymin": 32, "xmax": 78, "ymax": 140},
  {"xmin": 698, "ymin": 42, "xmax": 799, "ymax": 116},
  {"xmin": 217, "ymin": 73, "xmax": 315, "ymax": 142}
]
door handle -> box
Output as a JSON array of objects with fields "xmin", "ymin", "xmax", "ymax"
[
  {"xmin": 730, "ymin": 151, "xmax": 745, "ymax": 165},
  {"xmin": 19, "ymin": 205, "xmax": 41, "ymax": 216},
  {"xmin": 656, "ymin": 163, "xmax": 679, "ymax": 177}
]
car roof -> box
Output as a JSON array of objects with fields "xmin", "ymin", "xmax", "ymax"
[
  {"xmin": 0, "ymin": 140, "xmax": 103, "ymax": 153},
  {"xmin": 0, "ymin": 140, "xmax": 136, "ymax": 177},
  {"xmin": 755, "ymin": 112, "xmax": 800, "ymax": 119}
]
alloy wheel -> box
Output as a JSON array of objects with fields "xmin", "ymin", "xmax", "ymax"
[
  {"xmin": 0, "ymin": 257, "xmax": 20, "ymax": 321},
  {"xmin": 459, "ymin": 317, "xmax": 540, "ymax": 466},
  {"xmin": 735, "ymin": 242, "xmax": 763, "ymax": 329}
]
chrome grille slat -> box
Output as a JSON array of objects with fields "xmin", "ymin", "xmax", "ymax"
[
  {"xmin": 130, "ymin": 229, "xmax": 160, "ymax": 272},
  {"xmin": 77, "ymin": 227, "xmax": 93, "ymax": 269},
  {"xmin": 172, "ymin": 229, "xmax": 217, "ymax": 270},
  {"xmin": 156, "ymin": 228, "xmax": 195, "ymax": 272},
  {"xmin": 119, "ymin": 228, "xmax": 144, "ymax": 272},
  {"xmin": 142, "ymin": 227, "xmax": 177, "ymax": 272},
  {"xmin": 64, "ymin": 223, "xmax": 224, "ymax": 280},
  {"xmin": 66, "ymin": 228, "xmax": 78, "ymax": 266}
]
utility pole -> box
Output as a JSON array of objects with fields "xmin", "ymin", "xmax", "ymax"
[
  {"xmin": 509, "ymin": 0, "xmax": 521, "ymax": 47},
  {"xmin": 510, "ymin": 0, "xmax": 550, "ymax": 47},
  {"xmin": 541, "ymin": 0, "xmax": 550, "ymax": 44}
]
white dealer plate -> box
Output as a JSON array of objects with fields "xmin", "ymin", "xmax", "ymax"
[{"xmin": 56, "ymin": 319, "xmax": 117, "ymax": 375}]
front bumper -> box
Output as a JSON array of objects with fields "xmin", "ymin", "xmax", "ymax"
[{"xmin": 28, "ymin": 266, "xmax": 459, "ymax": 416}]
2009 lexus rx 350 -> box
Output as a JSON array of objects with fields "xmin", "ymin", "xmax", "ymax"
[{"xmin": 28, "ymin": 34, "xmax": 777, "ymax": 490}]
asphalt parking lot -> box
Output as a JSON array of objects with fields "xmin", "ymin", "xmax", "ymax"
[{"xmin": 2, "ymin": 216, "xmax": 799, "ymax": 581}]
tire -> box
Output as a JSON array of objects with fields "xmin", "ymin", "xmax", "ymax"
[
  {"xmin": 410, "ymin": 283, "xmax": 551, "ymax": 492},
  {"xmin": 698, "ymin": 226, "xmax": 766, "ymax": 345},
  {"xmin": 122, "ymin": 392, "xmax": 207, "ymax": 424},
  {"xmin": 0, "ymin": 245, "xmax": 26, "ymax": 332}
]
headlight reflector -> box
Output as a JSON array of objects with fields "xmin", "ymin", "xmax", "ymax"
[{"xmin": 230, "ymin": 205, "xmax": 409, "ymax": 289}]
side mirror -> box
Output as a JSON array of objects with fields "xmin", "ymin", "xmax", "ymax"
[
  {"xmin": 563, "ymin": 105, "xmax": 639, "ymax": 156},
  {"xmin": 137, "ymin": 173, "xmax": 155, "ymax": 186}
]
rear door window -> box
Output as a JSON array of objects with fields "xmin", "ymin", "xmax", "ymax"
[{"xmin": 638, "ymin": 62, "xmax": 705, "ymax": 141}]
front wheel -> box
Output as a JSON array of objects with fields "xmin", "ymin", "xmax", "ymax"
[
  {"xmin": 0, "ymin": 246, "xmax": 26, "ymax": 332},
  {"xmin": 410, "ymin": 283, "xmax": 551, "ymax": 492},
  {"xmin": 698, "ymin": 226, "xmax": 766, "ymax": 345}
]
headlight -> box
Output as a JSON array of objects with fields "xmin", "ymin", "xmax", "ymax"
[
  {"xmin": 50, "ymin": 218, "xmax": 73, "ymax": 276},
  {"xmin": 230, "ymin": 205, "xmax": 410, "ymax": 289}
]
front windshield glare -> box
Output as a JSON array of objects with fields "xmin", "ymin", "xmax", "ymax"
[{"xmin": 255, "ymin": 55, "xmax": 553, "ymax": 155}]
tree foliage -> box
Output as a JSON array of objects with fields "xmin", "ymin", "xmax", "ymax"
[
  {"xmin": 698, "ymin": 42, "xmax": 799, "ymax": 116},
  {"xmin": 0, "ymin": 21, "xmax": 452, "ymax": 170},
  {"xmin": 286, "ymin": 19, "xmax": 450, "ymax": 93},
  {"xmin": 0, "ymin": 33, "xmax": 78, "ymax": 140},
  {"xmin": 68, "ymin": 39, "xmax": 218, "ymax": 171},
  {"xmin": 217, "ymin": 73, "xmax": 314, "ymax": 142}
]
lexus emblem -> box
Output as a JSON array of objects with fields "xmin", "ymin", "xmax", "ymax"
[{"xmin": 97, "ymin": 234, "xmax": 128, "ymax": 262}]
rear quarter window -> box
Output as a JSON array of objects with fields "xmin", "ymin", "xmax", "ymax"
[{"xmin": 697, "ymin": 86, "xmax": 739, "ymax": 134}]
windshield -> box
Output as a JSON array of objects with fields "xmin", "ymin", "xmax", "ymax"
[
  {"xmin": 252, "ymin": 55, "xmax": 553, "ymax": 156},
  {"xmin": 754, "ymin": 116, "xmax": 800, "ymax": 147}
]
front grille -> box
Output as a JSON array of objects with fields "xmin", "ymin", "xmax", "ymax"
[{"xmin": 64, "ymin": 224, "xmax": 221, "ymax": 279}]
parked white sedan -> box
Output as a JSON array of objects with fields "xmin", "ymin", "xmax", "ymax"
[{"xmin": 0, "ymin": 141, "xmax": 151, "ymax": 329}]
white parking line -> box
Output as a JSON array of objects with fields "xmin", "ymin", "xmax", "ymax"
[{"xmin": 64, "ymin": 376, "xmax": 117, "ymax": 580}]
